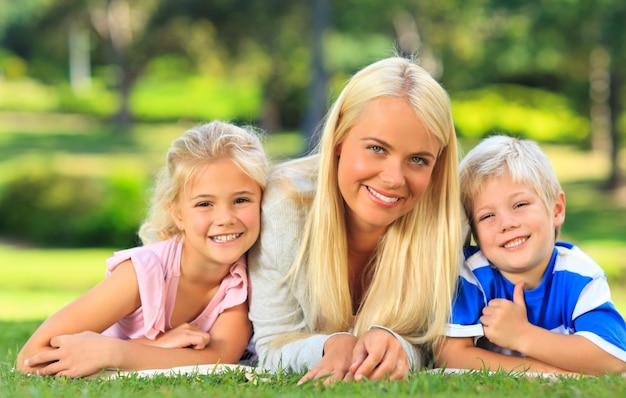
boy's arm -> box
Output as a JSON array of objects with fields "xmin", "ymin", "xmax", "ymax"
[
  {"xmin": 483, "ymin": 281, "xmax": 626, "ymax": 375},
  {"xmin": 435, "ymin": 336, "xmax": 574, "ymax": 375}
]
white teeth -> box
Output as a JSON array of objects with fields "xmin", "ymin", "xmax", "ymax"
[
  {"xmin": 367, "ymin": 186, "xmax": 399, "ymax": 203},
  {"xmin": 504, "ymin": 237, "xmax": 526, "ymax": 249},
  {"xmin": 212, "ymin": 233, "xmax": 241, "ymax": 243}
]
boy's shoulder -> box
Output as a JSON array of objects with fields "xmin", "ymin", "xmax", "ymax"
[{"xmin": 554, "ymin": 241, "xmax": 606, "ymax": 278}]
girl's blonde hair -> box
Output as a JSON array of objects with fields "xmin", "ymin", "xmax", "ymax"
[
  {"xmin": 138, "ymin": 120, "xmax": 269, "ymax": 244},
  {"xmin": 459, "ymin": 134, "xmax": 564, "ymax": 239},
  {"xmin": 286, "ymin": 56, "xmax": 462, "ymax": 352}
]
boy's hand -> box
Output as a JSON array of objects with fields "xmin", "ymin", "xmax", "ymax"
[{"xmin": 480, "ymin": 281, "xmax": 530, "ymax": 352}]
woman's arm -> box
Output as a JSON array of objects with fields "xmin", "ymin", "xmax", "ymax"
[{"xmin": 248, "ymin": 175, "xmax": 335, "ymax": 373}]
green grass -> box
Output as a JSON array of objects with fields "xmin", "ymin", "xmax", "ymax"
[{"xmin": 1, "ymin": 112, "xmax": 625, "ymax": 396}]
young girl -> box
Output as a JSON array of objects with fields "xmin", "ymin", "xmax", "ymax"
[{"xmin": 16, "ymin": 120, "xmax": 269, "ymax": 377}]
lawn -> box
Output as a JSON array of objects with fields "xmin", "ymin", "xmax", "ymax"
[{"xmin": 1, "ymin": 112, "xmax": 625, "ymax": 396}]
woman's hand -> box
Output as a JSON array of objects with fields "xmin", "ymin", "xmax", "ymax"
[
  {"xmin": 298, "ymin": 333, "xmax": 358, "ymax": 385},
  {"xmin": 23, "ymin": 331, "xmax": 121, "ymax": 378},
  {"xmin": 349, "ymin": 328, "xmax": 409, "ymax": 381}
]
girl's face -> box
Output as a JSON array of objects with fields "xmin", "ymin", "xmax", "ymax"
[
  {"xmin": 471, "ymin": 172, "xmax": 565, "ymax": 287},
  {"xmin": 335, "ymin": 97, "xmax": 441, "ymax": 236},
  {"xmin": 170, "ymin": 158, "xmax": 262, "ymax": 270}
]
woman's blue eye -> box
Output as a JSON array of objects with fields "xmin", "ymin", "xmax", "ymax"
[
  {"xmin": 369, "ymin": 145, "xmax": 384, "ymax": 153},
  {"xmin": 410, "ymin": 156, "xmax": 426, "ymax": 165}
]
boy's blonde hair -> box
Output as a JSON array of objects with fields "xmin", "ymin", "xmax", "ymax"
[
  {"xmin": 139, "ymin": 120, "xmax": 269, "ymax": 244},
  {"xmin": 459, "ymin": 135, "xmax": 564, "ymax": 239},
  {"xmin": 285, "ymin": 56, "xmax": 462, "ymax": 351}
]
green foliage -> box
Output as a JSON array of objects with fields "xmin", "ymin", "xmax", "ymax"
[
  {"xmin": 131, "ymin": 75, "xmax": 262, "ymax": 122},
  {"xmin": 453, "ymin": 85, "xmax": 589, "ymax": 143},
  {"xmin": 0, "ymin": 172, "xmax": 146, "ymax": 248}
]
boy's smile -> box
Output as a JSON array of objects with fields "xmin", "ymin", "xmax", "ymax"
[{"xmin": 472, "ymin": 171, "xmax": 565, "ymax": 288}]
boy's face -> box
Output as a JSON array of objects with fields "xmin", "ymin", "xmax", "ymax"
[{"xmin": 471, "ymin": 172, "xmax": 565, "ymax": 287}]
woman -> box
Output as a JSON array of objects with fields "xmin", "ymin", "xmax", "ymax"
[{"xmin": 248, "ymin": 56, "xmax": 462, "ymax": 384}]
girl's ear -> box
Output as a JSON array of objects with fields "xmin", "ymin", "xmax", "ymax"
[
  {"xmin": 168, "ymin": 202, "xmax": 183, "ymax": 231},
  {"xmin": 553, "ymin": 191, "xmax": 566, "ymax": 227}
]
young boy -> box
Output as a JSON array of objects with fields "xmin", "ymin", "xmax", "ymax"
[{"xmin": 436, "ymin": 135, "xmax": 626, "ymax": 375}]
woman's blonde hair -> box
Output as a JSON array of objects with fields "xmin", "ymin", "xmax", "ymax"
[
  {"xmin": 287, "ymin": 56, "xmax": 461, "ymax": 351},
  {"xmin": 459, "ymin": 134, "xmax": 564, "ymax": 239},
  {"xmin": 138, "ymin": 120, "xmax": 269, "ymax": 244}
]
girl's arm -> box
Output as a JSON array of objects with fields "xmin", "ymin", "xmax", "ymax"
[
  {"xmin": 16, "ymin": 260, "xmax": 141, "ymax": 374},
  {"xmin": 20, "ymin": 302, "xmax": 251, "ymax": 377},
  {"xmin": 435, "ymin": 336, "xmax": 575, "ymax": 375}
]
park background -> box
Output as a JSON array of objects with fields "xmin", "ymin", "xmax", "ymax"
[{"xmin": 0, "ymin": 1, "xmax": 626, "ymax": 395}]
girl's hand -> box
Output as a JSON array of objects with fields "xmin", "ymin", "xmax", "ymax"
[
  {"xmin": 349, "ymin": 328, "xmax": 409, "ymax": 381},
  {"xmin": 298, "ymin": 333, "xmax": 357, "ymax": 385},
  {"xmin": 147, "ymin": 323, "xmax": 211, "ymax": 349},
  {"xmin": 23, "ymin": 331, "xmax": 120, "ymax": 378}
]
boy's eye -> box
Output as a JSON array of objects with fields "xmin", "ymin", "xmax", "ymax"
[{"xmin": 514, "ymin": 202, "xmax": 528, "ymax": 209}]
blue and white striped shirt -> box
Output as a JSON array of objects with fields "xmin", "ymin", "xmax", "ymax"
[{"xmin": 446, "ymin": 241, "xmax": 626, "ymax": 361}]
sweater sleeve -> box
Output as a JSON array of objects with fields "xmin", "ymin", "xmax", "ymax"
[{"xmin": 248, "ymin": 171, "xmax": 332, "ymax": 373}]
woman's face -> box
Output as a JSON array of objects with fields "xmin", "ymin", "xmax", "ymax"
[{"xmin": 335, "ymin": 97, "xmax": 441, "ymax": 236}]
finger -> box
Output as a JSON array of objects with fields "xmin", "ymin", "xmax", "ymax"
[
  {"xmin": 25, "ymin": 351, "xmax": 59, "ymax": 368},
  {"xmin": 189, "ymin": 334, "xmax": 211, "ymax": 349},
  {"xmin": 49, "ymin": 334, "xmax": 67, "ymax": 348},
  {"xmin": 349, "ymin": 340, "xmax": 367, "ymax": 374},
  {"xmin": 297, "ymin": 369, "xmax": 318, "ymax": 385},
  {"xmin": 363, "ymin": 353, "xmax": 408, "ymax": 381},
  {"xmin": 513, "ymin": 280, "xmax": 526, "ymax": 308},
  {"xmin": 37, "ymin": 361, "xmax": 63, "ymax": 377},
  {"xmin": 352, "ymin": 349, "xmax": 384, "ymax": 381}
]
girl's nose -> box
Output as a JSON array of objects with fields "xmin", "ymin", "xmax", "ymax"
[{"xmin": 216, "ymin": 207, "xmax": 236, "ymax": 226}]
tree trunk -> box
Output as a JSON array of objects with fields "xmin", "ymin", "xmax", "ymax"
[
  {"xmin": 301, "ymin": 0, "xmax": 330, "ymax": 155},
  {"xmin": 607, "ymin": 67, "xmax": 623, "ymax": 189}
]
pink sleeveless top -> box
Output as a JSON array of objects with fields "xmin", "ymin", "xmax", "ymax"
[{"xmin": 102, "ymin": 237, "xmax": 247, "ymax": 340}]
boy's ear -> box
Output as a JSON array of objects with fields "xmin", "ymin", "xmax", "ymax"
[{"xmin": 553, "ymin": 191, "xmax": 566, "ymax": 227}]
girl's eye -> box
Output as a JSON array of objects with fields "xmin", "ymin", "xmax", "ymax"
[
  {"xmin": 197, "ymin": 201, "xmax": 212, "ymax": 207},
  {"xmin": 234, "ymin": 197, "xmax": 250, "ymax": 204},
  {"xmin": 477, "ymin": 213, "xmax": 493, "ymax": 222},
  {"xmin": 368, "ymin": 145, "xmax": 384, "ymax": 154}
]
